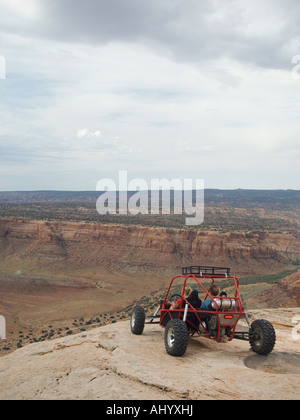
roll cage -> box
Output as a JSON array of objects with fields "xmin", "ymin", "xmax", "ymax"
[{"xmin": 147, "ymin": 266, "xmax": 250, "ymax": 342}]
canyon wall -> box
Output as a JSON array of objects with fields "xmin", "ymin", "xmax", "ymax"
[
  {"xmin": 252, "ymin": 270, "xmax": 300, "ymax": 308},
  {"xmin": 0, "ymin": 218, "xmax": 299, "ymax": 276}
]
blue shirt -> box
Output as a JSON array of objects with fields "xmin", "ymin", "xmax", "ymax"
[{"xmin": 201, "ymin": 299, "xmax": 212, "ymax": 310}]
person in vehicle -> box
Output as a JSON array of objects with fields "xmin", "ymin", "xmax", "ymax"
[
  {"xmin": 201, "ymin": 284, "xmax": 220, "ymax": 310},
  {"xmin": 170, "ymin": 286, "xmax": 202, "ymax": 310},
  {"xmin": 169, "ymin": 286, "xmax": 192, "ymax": 310},
  {"xmin": 186, "ymin": 289, "xmax": 202, "ymax": 308}
]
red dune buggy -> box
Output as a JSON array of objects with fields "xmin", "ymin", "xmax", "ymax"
[{"xmin": 131, "ymin": 266, "xmax": 276, "ymax": 357}]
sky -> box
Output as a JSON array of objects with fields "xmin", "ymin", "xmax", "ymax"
[{"xmin": 0, "ymin": 0, "xmax": 300, "ymax": 191}]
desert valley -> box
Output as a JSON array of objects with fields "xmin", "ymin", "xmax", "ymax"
[{"xmin": 0, "ymin": 189, "xmax": 300, "ymax": 400}]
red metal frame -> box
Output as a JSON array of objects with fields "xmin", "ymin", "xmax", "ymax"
[{"xmin": 159, "ymin": 273, "xmax": 246, "ymax": 342}]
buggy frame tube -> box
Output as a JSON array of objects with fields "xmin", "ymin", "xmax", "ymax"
[{"xmin": 160, "ymin": 273, "xmax": 246, "ymax": 342}]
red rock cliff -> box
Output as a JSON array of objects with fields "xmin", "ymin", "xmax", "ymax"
[{"xmin": 0, "ymin": 218, "xmax": 299, "ymax": 276}]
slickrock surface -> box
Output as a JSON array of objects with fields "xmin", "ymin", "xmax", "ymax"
[{"xmin": 0, "ymin": 308, "xmax": 300, "ymax": 400}]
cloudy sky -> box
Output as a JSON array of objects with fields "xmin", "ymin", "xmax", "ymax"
[{"xmin": 0, "ymin": 0, "xmax": 299, "ymax": 191}]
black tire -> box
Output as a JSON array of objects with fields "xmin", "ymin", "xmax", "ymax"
[
  {"xmin": 249, "ymin": 319, "xmax": 276, "ymax": 355},
  {"xmin": 164, "ymin": 319, "xmax": 189, "ymax": 357},
  {"xmin": 130, "ymin": 305, "xmax": 145, "ymax": 335}
]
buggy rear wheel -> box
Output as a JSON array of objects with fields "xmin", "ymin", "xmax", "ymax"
[
  {"xmin": 164, "ymin": 319, "xmax": 189, "ymax": 357},
  {"xmin": 249, "ymin": 319, "xmax": 276, "ymax": 355},
  {"xmin": 131, "ymin": 305, "xmax": 145, "ymax": 335}
]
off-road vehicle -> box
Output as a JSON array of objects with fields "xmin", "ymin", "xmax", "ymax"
[{"xmin": 130, "ymin": 266, "xmax": 276, "ymax": 357}]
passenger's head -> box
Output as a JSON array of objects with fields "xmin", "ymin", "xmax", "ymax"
[
  {"xmin": 209, "ymin": 285, "xmax": 220, "ymax": 297},
  {"xmin": 183, "ymin": 285, "xmax": 192, "ymax": 298}
]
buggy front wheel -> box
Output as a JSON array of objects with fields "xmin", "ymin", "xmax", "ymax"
[
  {"xmin": 164, "ymin": 319, "xmax": 189, "ymax": 357},
  {"xmin": 249, "ymin": 319, "xmax": 276, "ymax": 355},
  {"xmin": 131, "ymin": 305, "xmax": 145, "ymax": 335}
]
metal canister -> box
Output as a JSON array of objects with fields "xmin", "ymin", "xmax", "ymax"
[
  {"xmin": 211, "ymin": 298, "xmax": 236, "ymax": 311},
  {"xmin": 211, "ymin": 298, "xmax": 222, "ymax": 310}
]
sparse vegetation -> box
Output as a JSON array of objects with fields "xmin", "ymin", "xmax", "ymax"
[
  {"xmin": 1, "ymin": 267, "xmax": 299, "ymax": 355},
  {"xmin": 0, "ymin": 189, "xmax": 299, "ymax": 231},
  {"xmin": 0, "ymin": 311, "xmax": 128, "ymax": 355}
]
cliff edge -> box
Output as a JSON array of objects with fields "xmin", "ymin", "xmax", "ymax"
[{"xmin": 0, "ymin": 308, "xmax": 300, "ymax": 400}]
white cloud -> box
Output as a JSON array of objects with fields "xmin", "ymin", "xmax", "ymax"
[
  {"xmin": 0, "ymin": 0, "xmax": 40, "ymax": 21},
  {"xmin": 76, "ymin": 129, "xmax": 102, "ymax": 138},
  {"xmin": 76, "ymin": 129, "xmax": 89, "ymax": 138}
]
